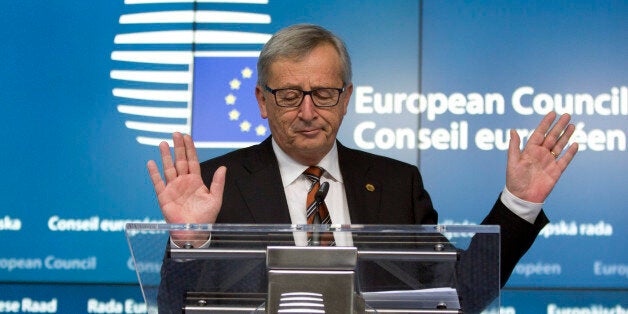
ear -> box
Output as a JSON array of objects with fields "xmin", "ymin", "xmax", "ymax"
[
  {"xmin": 255, "ymin": 85, "xmax": 268, "ymax": 118},
  {"xmin": 339, "ymin": 83, "xmax": 353, "ymax": 116}
]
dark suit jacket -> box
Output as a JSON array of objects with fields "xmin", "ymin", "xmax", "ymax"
[{"xmin": 158, "ymin": 136, "xmax": 549, "ymax": 313}]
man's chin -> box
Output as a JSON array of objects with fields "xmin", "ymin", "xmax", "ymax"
[{"xmin": 292, "ymin": 138, "xmax": 332, "ymax": 153}]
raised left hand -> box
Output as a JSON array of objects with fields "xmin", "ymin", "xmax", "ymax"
[{"xmin": 506, "ymin": 112, "xmax": 579, "ymax": 203}]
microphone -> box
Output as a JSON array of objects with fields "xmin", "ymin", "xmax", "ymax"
[
  {"xmin": 315, "ymin": 181, "xmax": 329, "ymax": 205},
  {"xmin": 311, "ymin": 182, "xmax": 329, "ymax": 246}
]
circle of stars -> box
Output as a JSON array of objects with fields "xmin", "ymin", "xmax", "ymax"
[{"xmin": 225, "ymin": 67, "xmax": 267, "ymax": 136}]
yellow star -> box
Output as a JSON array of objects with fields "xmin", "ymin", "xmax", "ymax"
[
  {"xmin": 229, "ymin": 78, "xmax": 241, "ymax": 90},
  {"xmin": 240, "ymin": 121, "xmax": 251, "ymax": 132},
  {"xmin": 225, "ymin": 94, "xmax": 236, "ymax": 105},
  {"xmin": 255, "ymin": 124, "xmax": 267, "ymax": 136},
  {"xmin": 241, "ymin": 67, "xmax": 253, "ymax": 79},
  {"xmin": 228, "ymin": 109, "xmax": 240, "ymax": 121}
]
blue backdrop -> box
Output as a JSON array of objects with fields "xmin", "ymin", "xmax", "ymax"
[{"xmin": 0, "ymin": 0, "xmax": 625, "ymax": 312}]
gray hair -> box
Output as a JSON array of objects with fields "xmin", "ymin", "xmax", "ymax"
[{"xmin": 257, "ymin": 24, "xmax": 352, "ymax": 87}]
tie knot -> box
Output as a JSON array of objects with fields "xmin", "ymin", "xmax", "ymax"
[{"xmin": 304, "ymin": 166, "xmax": 324, "ymax": 181}]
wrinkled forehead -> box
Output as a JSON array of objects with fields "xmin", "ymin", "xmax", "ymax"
[{"xmin": 266, "ymin": 44, "xmax": 344, "ymax": 86}]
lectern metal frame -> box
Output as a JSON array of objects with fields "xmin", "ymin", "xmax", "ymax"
[{"xmin": 126, "ymin": 224, "xmax": 500, "ymax": 314}]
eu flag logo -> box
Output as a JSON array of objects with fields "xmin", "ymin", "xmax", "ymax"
[{"xmin": 191, "ymin": 55, "xmax": 268, "ymax": 147}]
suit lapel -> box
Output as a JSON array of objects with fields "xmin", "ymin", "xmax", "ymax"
[
  {"xmin": 235, "ymin": 138, "xmax": 292, "ymax": 224},
  {"xmin": 338, "ymin": 142, "xmax": 383, "ymax": 224},
  {"xmin": 233, "ymin": 139, "xmax": 384, "ymax": 224}
]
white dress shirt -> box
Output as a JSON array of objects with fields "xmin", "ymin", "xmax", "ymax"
[{"xmin": 272, "ymin": 139, "xmax": 353, "ymax": 246}]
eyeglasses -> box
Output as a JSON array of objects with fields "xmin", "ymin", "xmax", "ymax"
[{"xmin": 263, "ymin": 85, "xmax": 345, "ymax": 108}]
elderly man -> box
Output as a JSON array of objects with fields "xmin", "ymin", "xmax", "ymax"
[{"xmin": 148, "ymin": 24, "xmax": 577, "ymax": 312}]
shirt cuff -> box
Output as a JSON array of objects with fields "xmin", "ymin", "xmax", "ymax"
[
  {"xmin": 169, "ymin": 234, "xmax": 212, "ymax": 249},
  {"xmin": 500, "ymin": 186, "xmax": 543, "ymax": 224}
]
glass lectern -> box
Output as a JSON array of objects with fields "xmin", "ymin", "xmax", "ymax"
[{"xmin": 126, "ymin": 224, "xmax": 500, "ymax": 313}]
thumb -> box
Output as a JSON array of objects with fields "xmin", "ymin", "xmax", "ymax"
[
  {"xmin": 507, "ymin": 129, "xmax": 521, "ymax": 165},
  {"xmin": 207, "ymin": 166, "xmax": 227, "ymax": 219}
]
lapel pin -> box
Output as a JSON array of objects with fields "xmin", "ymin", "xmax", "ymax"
[{"xmin": 365, "ymin": 183, "xmax": 375, "ymax": 192}]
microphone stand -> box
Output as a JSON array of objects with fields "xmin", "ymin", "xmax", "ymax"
[{"xmin": 311, "ymin": 182, "xmax": 329, "ymax": 246}]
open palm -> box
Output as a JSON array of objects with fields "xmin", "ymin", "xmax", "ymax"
[
  {"xmin": 147, "ymin": 132, "xmax": 225, "ymax": 225},
  {"xmin": 506, "ymin": 112, "xmax": 578, "ymax": 203}
]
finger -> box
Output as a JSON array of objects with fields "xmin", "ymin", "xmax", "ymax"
[
  {"xmin": 507, "ymin": 129, "xmax": 521, "ymax": 165},
  {"xmin": 173, "ymin": 132, "xmax": 189, "ymax": 176},
  {"xmin": 184, "ymin": 134, "xmax": 201, "ymax": 175},
  {"xmin": 556, "ymin": 142, "xmax": 579, "ymax": 172},
  {"xmin": 552, "ymin": 122, "xmax": 576, "ymax": 156},
  {"xmin": 543, "ymin": 113, "xmax": 572, "ymax": 150},
  {"xmin": 527, "ymin": 112, "xmax": 557, "ymax": 146},
  {"xmin": 147, "ymin": 160, "xmax": 166, "ymax": 195},
  {"xmin": 160, "ymin": 140, "xmax": 177, "ymax": 183},
  {"xmin": 208, "ymin": 166, "xmax": 227, "ymax": 208}
]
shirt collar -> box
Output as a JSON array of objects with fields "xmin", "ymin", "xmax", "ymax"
[{"xmin": 272, "ymin": 138, "xmax": 343, "ymax": 188}]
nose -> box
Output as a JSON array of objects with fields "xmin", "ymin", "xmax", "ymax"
[{"xmin": 298, "ymin": 94, "xmax": 318, "ymax": 120}]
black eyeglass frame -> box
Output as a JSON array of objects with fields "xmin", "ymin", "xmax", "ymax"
[{"xmin": 263, "ymin": 85, "xmax": 346, "ymax": 108}]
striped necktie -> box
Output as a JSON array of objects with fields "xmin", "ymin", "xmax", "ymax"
[{"xmin": 304, "ymin": 166, "xmax": 332, "ymax": 245}]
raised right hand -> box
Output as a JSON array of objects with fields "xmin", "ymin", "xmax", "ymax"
[{"xmin": 147, "ymin": 132, "xmax": 226, "ymax": 226}]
